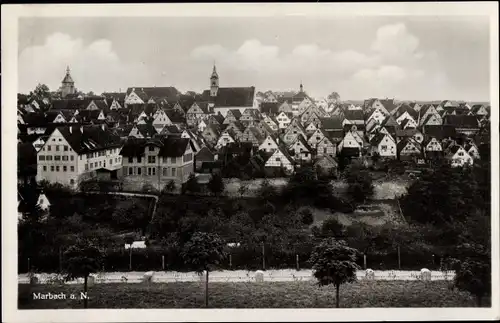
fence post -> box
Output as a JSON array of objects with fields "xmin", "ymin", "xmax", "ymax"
[
  {"xmin": 129, "ymin": 248, "xmax": 132, "ymax": 271},
  {"xmin": 162, "ymin": 255, "xmax": 165, "ymax": 270},
  {"xmin": 397, "ymin": 245, "xmax": 401, "ymax": 270},
  {"xmin": 229, "ymin": 254, "xmax": 232, "ymax": 269},
  {"xmin": 261, "ymin": 242, "xmax": 265, "ymax": 271},
  {"xmin": 363, "ymin": 254, "xmax": 367, "ymax": 270},
  {"xmin": 59, "ymin": 247, "xmax": 63, "ymax": 273},
  {"xmin": 27, "ymin": 258, "xmax": 30, "ymax": 272},
  {"xmin": 296, "ymin": 254, "xmax": 299, "ymax": 271}
]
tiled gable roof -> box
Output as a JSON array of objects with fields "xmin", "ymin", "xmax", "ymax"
[
  {"xmin": 120, "ymin": 136, "xmax": 189, "ymax": 158},
  {"xmin": 443, "ymin": 115, "xmax": 480, "ymax": 128},
  {"xmin": 343, "ymin": 109, "xmax": 364, "ymax": 121},
  {"xmin": 195, "ymin": 146, "xmax": 215, "ymax": 162},
  {"xmin": 56, "ymin": 125, "xmax": 122, "ymax": 154},
  {"xmin": 422, "ymin": 125, "xmax": 457, "ymax": 140},
  {"xmin": 205, "ymin": 87, "xmax": 255, "ymax": 107},
  {"xmin": 319, "ymin": 117, "xmax": 343, "ymax": 130},
  {"xmin": 260, "ymin": 102, "xmax": 280, "ymax": 115},
  {"xmin": 126, "ymin": 87, "xmax": 180, "ymax": 101},
  {"xmin": 380, "ymin": 99, "xmax": 397, "ymax": 112}
]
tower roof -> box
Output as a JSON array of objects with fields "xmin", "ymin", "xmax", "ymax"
[
  {"xmin": 62, "ymin": 66, "xmax": 74, "ymax": 84},
  {"xmin": 211, "ymin": 64, "xmax": 219, "ymax": 79}
]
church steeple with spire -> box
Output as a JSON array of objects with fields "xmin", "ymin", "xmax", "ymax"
[
  {"xmin": 210, "ymin": 63, "xmax": 219, "ymax": 97},
  {"xmin": 60, "ymin": 66, "xmax": 76, "ymax": 98},
  {"xmin": 299, "ymin": 80, "xmax": 304, "ymax": 93}
]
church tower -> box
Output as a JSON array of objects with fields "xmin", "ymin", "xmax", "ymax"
[
  {"xmin": 299, "ymin": 80, "xmax": 304, "ymax": 93},
  {"xmin": 210, "ymin": 64, "xmax": 219, "ymax": 97},
  {"xmin": 60, "ymin": 66, "xmax": 75, "ymax": 98}
]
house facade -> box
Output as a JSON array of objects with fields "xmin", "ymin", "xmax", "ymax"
[{"xmin": 121, "ymin": 137, "xmax": 194, "ymax": 184}]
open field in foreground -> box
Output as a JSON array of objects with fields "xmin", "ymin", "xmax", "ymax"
[{"xmin": 19, "ymin": 280, "xmax": 486, "ymax": 309}]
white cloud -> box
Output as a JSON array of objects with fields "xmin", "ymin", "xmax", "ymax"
[
  {"xmin": 189, "ymin": 23, "xmax": 449, "ymax": 99},
  {"xmin": 18, "ymin": 32, "xmax": 150, "ymax": 94}
]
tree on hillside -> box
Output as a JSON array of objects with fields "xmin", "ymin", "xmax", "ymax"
[
  {"xmin": 181, "ymin": 232, "xmax": 227, "ymax": 308},
  {"xmin": 344, "ymin": 165, "xmax": 374, "ymax": 204},
  {"xmin": 327, "ymin": 92, "xmax": 341, "ymax": 102},
  {"xmin": 207, "ymin": 173, "xmax": 225, "ymax": 196},
  {"xmin": 63, "ymin": 240, "xmax": 103, "ymax": 308},
  {"xmin": 30, "ymin": 83, "xmax": 50, "ymax": 101},
  {"xmin": 400, "ymin": 164, "xmax": 483, "ymax": 226},
  {"xmin": 309, "ymin": 239, "xmax": 360, "ymax": 308},
  {"xmin": 182, "ymin": 174, "xmax": 201, "ymax": 195}
]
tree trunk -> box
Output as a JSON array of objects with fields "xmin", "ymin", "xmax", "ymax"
[
  {"xmin": 84, "ymin": 275, "xmax": 88, "ymax": 309},
  {"xmin": 335, "ymin": 284, "xmax": 340, "ymax": 308},
  {"xmin": 205, "ymin": 271, "xmax": 209, "ymax": 308}
]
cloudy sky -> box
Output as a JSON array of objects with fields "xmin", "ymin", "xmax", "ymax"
[{"xmin": 18, "ymin": 16, "xmax": 490, "ymax": 101}]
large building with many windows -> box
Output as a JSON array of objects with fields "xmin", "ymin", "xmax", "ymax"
[
  {"xmin": 120, "ymin": 136, "xmax": 194, "ymax": 185},
  {"xmin": 36, "ymin": 125, "xmax": 123, "ymax": 187}
]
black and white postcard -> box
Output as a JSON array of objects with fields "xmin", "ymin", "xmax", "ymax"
[{"xmin": 2, "ymin": 2, "xmax": 499, "ymax": 322}]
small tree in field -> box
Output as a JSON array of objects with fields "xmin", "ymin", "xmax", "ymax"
[
  {"xmin": 207, "ymin": 173, "xmax": 225, "ymax": 196},
  {"xmin": 345, "ymin": 165, "xmax": 374, "ymax": 204},
  {"xmin": 181, "ymin": 232, "xmax": 227, "ymax": 308},
  {"xmin": 63, "ymin": 240, "xmax": 103, "ymax": 308},
  {"xmin": 309, "ymin": 238, "xmax": 360, "ymax": 308},
  {"xmin": 237, "ymin": 183, "xmax": 249, "ymax": 198}
]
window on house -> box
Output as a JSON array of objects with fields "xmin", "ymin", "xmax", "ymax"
[
  {"xmin": 137, "ymin": 167, "xmax": 142, "ymax": 175},
  {"xmin": 71, "ymin": 156, "xmax": 74, "ymax": 161},
  {"xmin": 171, "ymin": 157, "xmax": 176, "ymax": 164},
  {"xmin": 276, "ymin": 158, "xmax": 281, "ymax": 162},
  {"xmin": 64, "ymin": 145, "xmax": 68, "ymax": 151},
  {"xmin": 43, "ymin": 166, "xmax": 47, "ymax": 171},
  {"xmin": 63, "ymin": 166, "xmax": 67, "ymax": 172},
  {"xmin": 47, "ymin": 145, "xmax": 51, "ymax": 151},
  {"xmin": 56, "ymin": 145, "xmax": 60, "ymax": 151},
  {"xmin": 137, "ymin": 157, "xmax": 142, "ymax": 163},
  {"xmin": 55, "ymin": 156, "xmax": 61, "ymax": 161},
  {"xmin": 148, "ymin": 156, "xmax": 156, "ymax": 164},
  {"xmin": 39, "ymin": 155, "xmax": 45, "ymax": 161},
  {"xmin": 99, "ymin": 161, "xmax": 102, "ymax": 167},
  {"xmin": 56, "ymin": 166, "xmax": 60, "ymax": 172},
  {"xmin": 171, "ymin": 168, "xmax": 176, "ymax": 177},
  {"xmin": 85, "ymin": 164, "xmax": 89, "ymax": 171},
  {"xmin": 62, "ymin": 156, "xmax": 68, "ymax": 161},
  {"xmin": 70, "ymin": 166, "xmax": 75, "ymax": 172},
  {"xmin": 458, "ymin": 152, "xmax": 464, "ymax": 156}
]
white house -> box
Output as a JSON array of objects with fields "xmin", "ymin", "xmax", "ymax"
[
  {"xmin": 265, "ymin": 147, "xmax": 294, "ymax": 173},
  {"xmin": 215, "ymin": 131, "xmax": 236, "ymax": 149},
  {"xmin": 276, "ymin": 111, "xmax": 292, "ymax": 129},
  {"xmin": 288, "ymin": 136, "xmax": 313, "ymax": 162},
  {"xmin": 152, "ymin": 109, "xmax": 173, "ymax": 131},
  {"xmin": 337, "ymin": 131, "xmax": 362, "ymax": 152},
  {"xmin": 370, "ymin": 133, "xmax": 397, "ymax": 158},
  {"xmin": 258, "ymin": 135, "xmax": 279, "ymax": 153},
  {"xmin": 36, "ymin": 126, "xmax": 123, "ymax": 187},
  {"xmin": 446, "ymin": 145, "xmax": 473, "ymax": 167}
]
